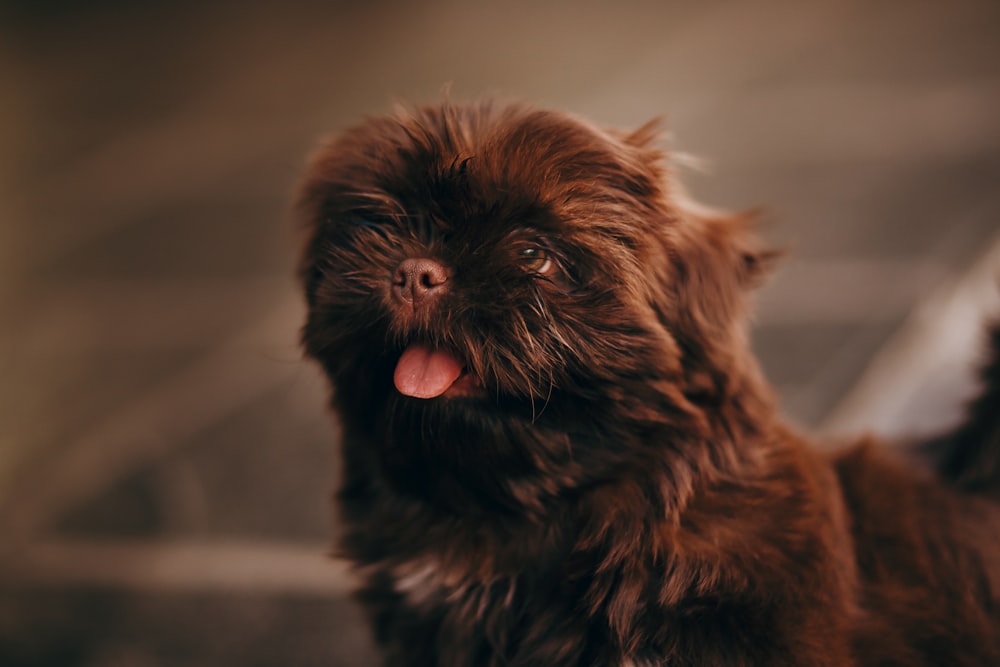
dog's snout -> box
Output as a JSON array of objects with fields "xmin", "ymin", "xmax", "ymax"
[{"xmin": 393, "ymin": 258, "xmax": 449, "ymax": 306}]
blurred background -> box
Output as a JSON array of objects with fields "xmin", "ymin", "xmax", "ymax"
[{"xmin": 0, "ymin": 0, "xmax": 998, "ymax": 665}]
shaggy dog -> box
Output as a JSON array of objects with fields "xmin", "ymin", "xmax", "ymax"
[{"xmin": 295, "ymin": 100, "xmax": 1000, "ymax": 666}]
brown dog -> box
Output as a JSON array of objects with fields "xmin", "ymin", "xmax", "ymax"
[{"xmin": 296, "ymin": 100, "xmax": 1000, "ymax": 666}]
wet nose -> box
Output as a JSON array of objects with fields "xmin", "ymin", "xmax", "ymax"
[{"xmin": 392, "ymin": 258, "xmax": 449, "ymax": 306}]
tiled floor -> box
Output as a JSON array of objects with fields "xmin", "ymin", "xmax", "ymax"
[{"xmin": 1, "ymin": 1, "xmax": 999, "ymax": 665}]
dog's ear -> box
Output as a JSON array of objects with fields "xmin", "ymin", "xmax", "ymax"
[
  {"xmin": 293, "ymin": 133, "xmax": 354, "ymax": 306},
  {"xmin": 608, "ymin": 120, "xmax": 781, "ymax": 344},
  {"xmin": 657, "ymin": 201, "xmax": 781, "ymax": 345},
  {"xmin": 620, "ymin": 118, "xmax": 783, "ymax": 290},
  {"xmin": 292, "ymin": 117, "xmax": 415, "ymax": 306},
  {"xmin": 728, "ymin": 207, "xmax": 783, "ymax": 289},
  {"xmin": 621, "ymin": 117, "xmax": 665, "ymax": 150},
  {"xmin": 678, "ymin": 199, "xmax": 781, "ymax": 283}
]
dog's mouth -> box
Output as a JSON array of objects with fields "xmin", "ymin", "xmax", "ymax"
[{"xmin": 393, "ymin": 343, "xmax": 482, "ymax": 399}]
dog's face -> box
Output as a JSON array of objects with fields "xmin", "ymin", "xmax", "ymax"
[{"xmin": 297, "ymin": 102, "xmax": 770, "ymax": 502}]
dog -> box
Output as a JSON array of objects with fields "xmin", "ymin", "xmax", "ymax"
[{"xmin": 295, "ymin": 100, "xmax": 1000, "ymax": 666}]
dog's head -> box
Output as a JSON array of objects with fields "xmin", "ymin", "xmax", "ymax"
[{"xmin": 296, "ymin": 101, "xmax": 773, "ymax": 500}]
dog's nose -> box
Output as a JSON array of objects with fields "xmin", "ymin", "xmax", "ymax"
[{"xmin": 393, "ymin": 258, "xmax": 449, "ymax": 306}]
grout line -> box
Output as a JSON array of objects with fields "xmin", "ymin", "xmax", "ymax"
[
  {"xmin": 820, "ymin": 229, "xmax": 1000, "ymax": 438},
  {"xmin": 0, "ymin": 538, "xmax": 355, "ymax": 596}
]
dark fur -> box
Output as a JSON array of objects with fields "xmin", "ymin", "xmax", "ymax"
[
  {"xmin": 926, "ymin": 323, "xmax": 1000, "ymax": 493},
  {"xmin": 296, "ymin": 100, "xmax": 1000, "ymax": 666}
]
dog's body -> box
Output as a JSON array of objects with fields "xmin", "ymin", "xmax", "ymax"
[{"xmin": 296, "ymin": 101, "xmax": 1000, "ymax": 666}]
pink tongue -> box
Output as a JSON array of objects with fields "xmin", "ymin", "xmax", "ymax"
[{"xmin": 393, "ymin": 344, "xmax": 464, "ymax": 399}]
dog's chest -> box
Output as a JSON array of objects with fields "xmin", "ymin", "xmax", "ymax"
[
  {"xmin": 390, "ymin": 555, "xmax": 466, "ymax": 607},
  {"xmin": 385, "ymin": 553, "xmax": 517, "ymax": 612},
  {"xmin": 377, "ymin": 554, "xmax": 666, "ymax": 667}
]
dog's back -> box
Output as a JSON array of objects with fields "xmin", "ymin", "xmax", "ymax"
[{"xmin": 832, "ymin": 322, "xmax": 1000, "ymax": 665}]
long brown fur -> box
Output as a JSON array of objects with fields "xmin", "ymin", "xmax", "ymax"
[{"xmin": 296, "ymin": 100, "xmax": 1000, "ymax": 666}]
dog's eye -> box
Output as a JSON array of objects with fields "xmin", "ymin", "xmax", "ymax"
[{"xmin": 519, "ymin": 247, "xmax": 554, "ymax": 276}]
